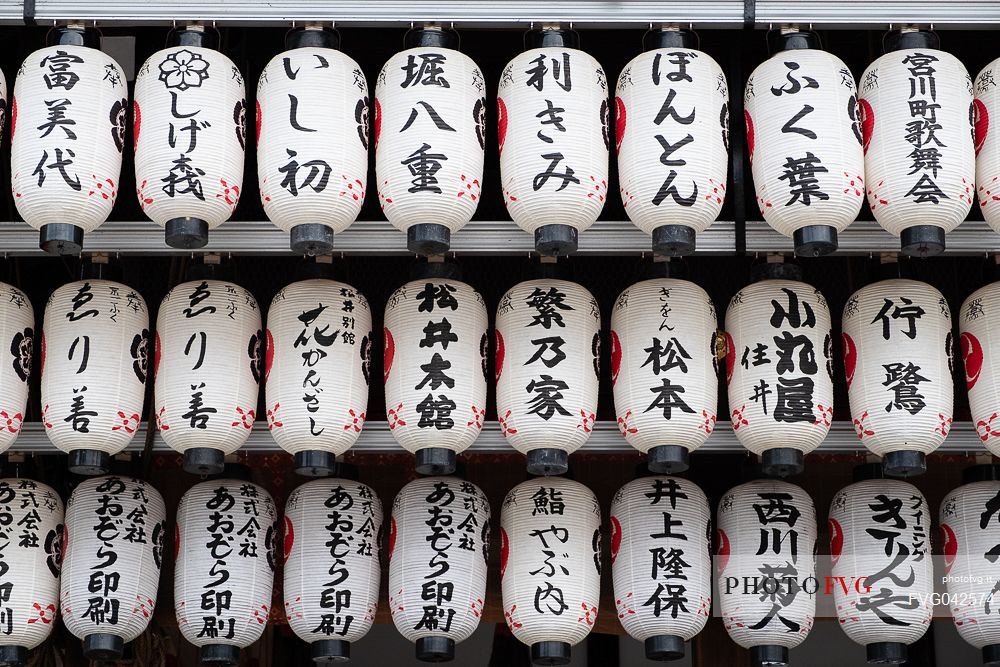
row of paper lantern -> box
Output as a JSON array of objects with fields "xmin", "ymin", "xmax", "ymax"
[
  {"xmin": 6, "ymin": 23, "xmax": 1000, "ymax": 258},
  {"xmin": 3, "ymin": 470, "xmax": 999, "ymax": 667},
  {"xmin": 0, "ymin": 261, "xmax": 992, "ymax": 479}
]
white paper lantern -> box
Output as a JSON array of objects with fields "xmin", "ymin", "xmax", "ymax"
[
  {"xmin": 830, "ymin": 476, "xmax": 932, "ymax": 663},
  {"xmin": 374, "ymin": 29, "xmax": 485, "ymax": 255},
  {"xmin": 859, "ymin": 30, "xmax": 975, "ymax": 256},
  {"xmin": 0, "ymin": 479, "xmax": 63, "ymax": 666},
  {"xmin": 41, "ymin": 279, "xmax": 148, "ymax": 475},
  {"xmin": 284, "ymin": 477, "xmax": 383, "ymax": 662},
  {"xmin": 60, "ymin": 476, "xmax": 166, "ymax": 660},
  {"xmin": 976, "ymin": 60, "xmax": 1000, "ymax": 233},
  {"xmin": 744, "ymin": 30, "xmax": 864, "ymax": 256},
  {"xmin": 724, "ymin": 267, "xmax": 834, "ymax": 476},
  {"xmin": 842, "ymin": 278, "xmax": 953, "ymax": 476},
  {"xmin": 154, "ymin": 278, "xmax": 262, "ymax": 474},
  {"xmin": 257, "ymin": 28, "xmax": 368, "ymax": 254},
  {"xmin": 266, "ymin": 278, "xmax": 372, "ymax": 476},
  {"xmin": 940, "ymin": 476, "xmax": 1000, "ymax": 665},
  {"xmin": 960, "ymin": 282, "xmax": 1000, "ymax": 455},
  {"xmin": 384, "ymin": 273, "xmax": 487, "ymax": 474},
  {"xmin": 134, "ymin": 28, "xmax": 246, "ymax": 249},
  {"xmin": 610, "ymin": 476, "xmax": 711, "ymax": 661},
  {"xmin": 500, "ymin": 476, "xmax": 601, "ymax": 664},
  {"xmin": 10, "ymin": 29, "xmax": 126, "ymax": 255},
  {"xmin": 175, "ymin": 479, "xmax": 277, "ymax": 664},
  {"xmin": 498, "ymin": 29, "xmax": 609, "ymax": 255},
  {"xmin": 610, "ymin": 277, "xmax": 718, "ymax": 472},
  {"xmin": 494, "ymin": 278, "xmax": 601, "ymax": 475},
  {"xmin": 0, "ymin": 283, "xmax": 33, "ymax": 455},
  {"xmin": 615, "ymin": 29, "xmax": 728, "ymax": 255},
  {"xmin": 389, "ymin": 477, "xmax": 489, "ymax": 661},
  {"xmin": 716, "ymin": 479, "xmax": 816, "ymax": 666}
]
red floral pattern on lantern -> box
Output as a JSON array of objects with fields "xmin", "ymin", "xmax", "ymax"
[
  {"xmin": 499, "ymin": 527, "xmax": 509, "ymax": 578},
  {"xmin": 962, "ymin": 331, "xmax": 984, "ymax": 391},
  {"xmin": 615, "ymin": 592, "xmax": 636, "ymax": 619},
  {"xmin": 88, "ymin": 175, "xmax": 117, "ymax": 202},
  {"xmin": 976, "ymin": 412, "xmax": 1000, "ymax": 442},
  {"xmin": 576, "ymin": 410, "xmax": 595, "ymax": 433},
  {"xmin": 467, "ymin": 405, "xmax": 484, "ymax": 430},
  {"xmin": 609, "ymin": 515, "xmax": 622, "ymax": 564},
  {"xmin": 975, "ymin": 98, "xmax": 989, "ymax": 157},
  {"xmin": 701, "ymin": 410, "xmax": 716, "ymax": 435},
  {"xmin": 859, "ymin": 98, "xmax": 874, "ymax": 154},
  {"xmin": 0, "ymin": 411, "xmax": 22, "ymax": 434},
  {"xmin": 577, "ymin": 601, "xmax": 598, "ymax": 626},
  {"xmin": 716, "ymin": 528, "xmax": 730, "ymax": 575},
  {"xmin": 231, "ymin": 407, "xmax": 255, "ymax": 429},
  {"xmin": 731, "ymin": 404, "xmax": 748, "ymax": 430},
  {"xmin": 343, "ymin": 409, "xmax": 365, "ymax": 432},
  {"xmin": 494, "ymin": 330, "xmax": 505, "ymax": 383},
  {"xmin": 935, "ymin": 413, "xmax": 953, "ymax": 437},
  {"xmin": 111, "ymin": 411, "xmax": 140, "ymax": 433},
  {"xmin": 616, "ymin": 409, "xmax": 637, "ymax": 436},
  {"xmin": 614, "ymin": 96, "xmax": 626, "ymax": 154},
  {"xmin": 941, "ymin": 523, "xmax": 958, "ymax": 575},
  {"xmin": 609, "ymin": 329, "xmax": 621, "ymax": 386},
  {"xmin": 282, "ymin": 515, "xmax": 294, "ymax": 564},
  {"xmin": 266, "ymin": 403, "xmax": 282, "ymax": 431},
  {"xmin": 829, "ymin": 518, "xmax": 843, "ymax": 568},
  {"xmin": 387, "ymin": 403, "xmax": 406, "ymax": 430},
  {"xmin": 499, "ymin": 409, "xmax": 517, "ymax": 437},
  {"xmin": 853, "ymin": 410, "xmax": 874, "ymax": 439},
  {"xmin": 497, "ymin": 97, "xmax": 508, "ymax": 156},
  {"xmin": 383, "ymin": 327, "xmax": 394, "ymax": 384},
  {"xmin": 842, "ymin": 332, "xmax": 857, "ymax": 389},
  {"xmin": 27, "ymin": 602, "xmax": 56, "ymax": 625},
  {"xmin": 504, "ymin": 604, "xmax": 522, "ymax": 630},
  {"xmin": 744, "ymin": 110, "xmax": 755, "ymax": 164}
]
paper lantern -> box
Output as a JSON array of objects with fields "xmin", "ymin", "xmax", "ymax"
[
  {"xmin": 501, "ymin": 476, "xmax": 601, "ymax": 665},
  {"xmin": 266, "ymin": 278, "xmax": 372, "ymax": 476},
  {"xmin": 717, "ymin": 479, "xmax": 816, "ymax": 666},
  {"xmin": 10, "ymin": 27, "xmax": 126, "ymax": 255},
  {"xmin": 284, "ymin": 477, "xmax": 383, "ymax": 662},
  {"xmin": 615, "ymin": 28, "xmax": 728, "ymax": 255},
  {"xmin": 60, "ymin": 476, "xmax": 166, "ymax": 660},
  {"xmin": 389, "ymin": 477, "xmax": 489, "ymax": 661},
  {"xmin": 374, "ymin": 27, "xmax": 485, "ymax": 255},
  {"xmin": 859, "ymin": 30, "xmax": 975, "ymax": 256},
  {"xmin": 494, "ymin": 277, "xmax": 601, "ymax": 475},
  {"xmin": 724, "ymin": 263, "xmax": 834, "ymax": 476},
  {"xmin": 175, "ymin": 479, "xmax": 277, "ymax": 665},
  {"xmin": 610, "ymin": 275, "xmax": 718, "ymax": 472},
  {"xmin": 154, "ymin": 278, "xmax": 262, "ymax": 474},
  {"xmin": 745, "ymin": 29, "xmax": 864, "ymax": 256},
  {"xmin": 384, "ymin": 268, "xmax": 487, "ymax": 474},
  {"xmin": 610, "ymin": 475, "xmax": 711, "ymax": 661},
  {"xmin": 842, "ymin": 278, "xmax": 953, "ymax": 476},
  {"xmin": 830, "ymin": 472, "xmax": 932, "ymax": 664},
  {"xmin": 41, "ymin": 278, "xmax": 149, "ymax": 475},
  {"xmin": 940, "ymin": 470, "xmax": 1000, "ymax": 666},
  {"xmin": 498, "ymin": 28, "xmax": 609, "ymax": 255},
  {"xmin": 0, "ymin": 283, "xmax": 33, "ymax": 455},
  {"xmin": 134, "ymin": 26, "xmax": 245, "ymax": 249},
  {"xmin": 257, "ymin": 27, "xmax": 368, "ymax": 254},
  {"xmin": 976, "ymin": 60, "xmax": 1000, "ymax": 232},
  {"xmin": 961, "ymin": 282, "xmax": 1000, "ymax": 455},
  {"xmin": 0, "ymin": 479, "xmax": 63, "ymax": 667}
]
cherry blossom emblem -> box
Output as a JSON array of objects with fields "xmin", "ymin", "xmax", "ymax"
[{"xmin": 158, "ymin": 49, "xmax": 210, "ymax": 91}]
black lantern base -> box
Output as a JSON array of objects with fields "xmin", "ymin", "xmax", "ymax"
[
  {"xmin": 526, "ymin": 448, "xmax": 568, "ymax": 476},
  {"xmin": 531, "ymin": 641, "xmax": 571, "ymax": 666},
  {"xmin": 290, "ymin": 223, "xmax": 335, "ymax": 256},
  {"xmin": 183, "ymin": 447, "xmax": 226, "ymax": 476},
  {"xmin": 294, "ymin": 450, "xmax": 338, "ymax": 478},
  {"xmin": 750, "ymin": 644, "xmax": 788, "ymax": 666},
  {"xmin": 83, "ymin": 633, "xmax": 124, "ymax": 660},
  {"xmin": 652, "ymin": 224, "xmax": 696, "ymax": 256},
  {"xmin": 68, "ymin": 449, "xmax": 112, "ymax": 476},
  {"xmin": 311, "ymin": 639, "xmax": 350, "ymax": 663},
  {"xmin": 984, "ymin": 644, "xmax": 1000, "ymax": 666},
  {"xmin": 286, "ymin": 26, "xmax": 340, "ymax": 50},
  {"xmin": 644, "ymin": 28, "xmax": 697, "ymax": 51},
  {"xmin": 415, "ymin": 447, "xmax": 457, "ymax": 476},
  {"xmin": 647, "ymin": 445, "xmax": 689, "ymax": 474},
  {"xmin": 166, "ymin": 217, "xmax": 209, "ymax": 249},
  {"xmin": 761, "ymin": 448, "xmax": 804, "ymax": 478},
  {"xmin": 200, "ymin": 643, "xmax": 240, "ymax": 666},
  {"xmin": 39, "ymin": 223, "xmax": 84, "ymax": 256},
  {"xmin": 793, "ymin": 225, "xmax": 838, "ymax": 257},
  {"xmin": 900, "ymin": 225, "xmax": 945, "ymax": 258},
  {"xmin": 750, "ymin": 261, "xmax": 803, "ymax": 283},
  {"xmin": 0, "ymin": 644, "xmax": 28, "ymax": 666},
  {"xmin": 867, "ymin": 641, "xmax": 907, "ymax": 664},
  {"xmin": 415, "ymin": 636, "xmax": 455, "ymax": 662},
  {"xmin": 883, "ymin": 450, "xmax": 926, "ymax": 478},
  {"xmin": 535, "ymin": 225, "xmax": 578, "ymax": 256},
  {"xmin": 408, "ymin": 224, "xmax": 451, "ymax": 256},
  {"xmin": 645, "ymin": 634, "xmax": 685, "ymax": 661}
]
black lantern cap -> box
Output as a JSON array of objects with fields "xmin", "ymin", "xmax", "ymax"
[
  {"xmin": 415, "ymin": 636, "xmax": 455, "ymax": 662},
  {"xmin": 69, "ymin": 449, "xmax": 112, "ymax": 476},
  {"xmin": 200, "ymin": 644, "xmax": 240, "ymax": 666},
  {"xmin": 867, "ymin": 641, "xmax": 907, "ymax": 664},
  {"xmin": 535, "ymin": 224, "xmax": 578, "ymax": 256},
  {"xmin": 526, "ymin": 448, "xmax": 569, "ymax": 476},
  {"xmin": 768, "ymin": 29, "xmax": 822, "ymax": 54},
  {"xmin": 48, "ymin": 25, "xmax": 100, "ymax": 48},
  {"xmin": 183, "ymin": 447, "xmax": 226, "ymax": 476},
  {"xmin": 311, "ymin": 638, "xmax": 350, "ymax": 662},
  {"xmin": 652, "ymin": 224, "xmax": 697, "ymax": 256},
  {"xmin": 900, "ymin": 225, "xmax": 945, "ymax": 258},
  {"xmin": 531, "ymin": 641, "xmax": 571, "ymax": 666},
  {"xmin": 184, "ymin": 257, "xmax": 235, "ymax": 282},
  {"xmin": 415, "ymin": 447, "xmax": 457, "ymax": 476},
  {"xmin": 647, "ymin": 445, "xmax": 690, "ymax": 474},
  {"xmin": 294, "ymin": 450, "xmax": 339, "ymax": 478},
  {"xmin": 750, "ymin": 261, "xmax": 803, "ymax": 283},
  {"xmin": 645, "ymin": 634, "xmax": 686, "ymax": 661},
  {"xmin": 290, "ymin": 224, "xmax": 335, "ymax": 256},
  {"xmin": 793, "ymin": 225, "xmax": 839, "ymax": 258},
  {"xmin": 39, "ymin": 224, "xmax": 84, "ymax": 257},
  {"xmin": 525, "ymin": 28, "xmax": 579, "ymax": 50},
  {"xmin": 884, "ymin": 29, "xmax": 940, "ymax": 53},
  {"xmin": 409, "ymin": 258, "xmax": 463, "ymax": 281},
  {"xmin": 408, "ymin": 224, "xmax": 452, "ymax": 257},
  {"xmin": 80, "ymin": 258, "xmax": 123, "ymax": 282},
  {"xmin": 83, "ymin": 633, "xmax": 124, "ymax": 660},
  {"xmin": 761, "ymin": 448, "xmax": 804, "ymax": 478},
  {"xmin": 644, "ymin": 28, "xmax": 698, "ymax": 51},
  {"xmin": 285, "ymin": 26, "xmax": 340, "ymax": 50},
  {"xmin": 405, "ymin": 26, "xmax": 460, "ymax": 50},
  {"xmin": 0, "ymin": 645, "xmax": 28, "ymax": 666},
  {"xmin": 638, "ymin": 257, "xmax": 689, "ymax": 281},
  {"xmin": 852, "ymin": 462, "xmax": 886, "ymax": 483},
  {"xmin": 883, "ymin": 450, "xmax": 926, "ymax": 478},
  {"xmin": 984, "ymin": 643, "xmax": 1000, "ymax": 666},
  {"xmin": 166, "ymin": 217, "xmax": 210, "ymax": 250},
  {"xmin": 750, "ymin": 644, "xmax": 788, "ymax": 666},
  {"xmin": 168, "ymin": 26, "xmax": 220, "ymax": 50},
  {"xmin": 963, "ymin": 464, "xmax": 1000, "ymax": 485}
]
